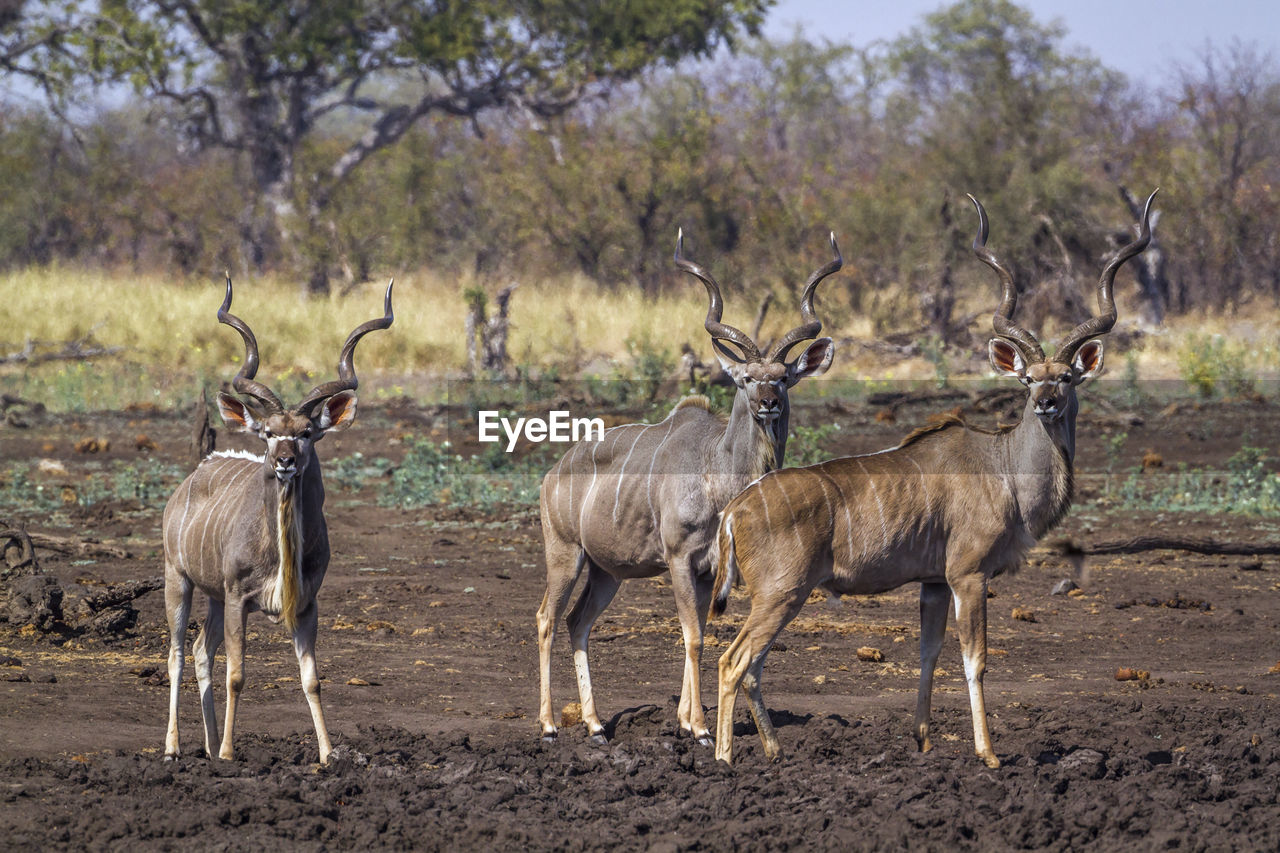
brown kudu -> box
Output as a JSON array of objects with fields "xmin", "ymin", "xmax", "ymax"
[
  {"xmin": 537, "ymin": 231, "xmax": 842, "ymax": 744},
  {"xmin": 711, "ymin": 191, "xmax": 1157, "ymax": 766},
  {"xmin": 162, "ymin": 277, "xmax": 393, "ymax": 764}
]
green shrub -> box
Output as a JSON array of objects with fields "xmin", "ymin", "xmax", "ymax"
[
  {"xmin": 787, "ymin": 422, "xmax": 840, "ymax": 467},
  {"xmin": 1177, "ymin": 334, "xmax": 1255, "ymax": 398},
  {"xmin": 382, "ymin": 439, "xmax": 543, "ymax": 509}
]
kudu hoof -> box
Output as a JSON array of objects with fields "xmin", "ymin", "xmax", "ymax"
[
  {"xmin": 588, "ymin": 732, "xmax": 609, "ymax": 746},
  {"xmin": 163, "ymin": 753, "xmax": 179, "ymax": 762},
  {"xmin": 540, "ymin": 731, "xmax": 558, "ymax": 743},
  {"xmin": 695, "ymin": 734, "xmax": 714, "ymax": 748}
]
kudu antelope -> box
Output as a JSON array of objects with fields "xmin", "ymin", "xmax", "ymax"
[
  {"xmin": 162, "ymin": 277, "xmax": 393, "ymax": 764},
  {"xmin": 712, "ymin": 191, "xmax": 1157, "ymax": 766},
  {"xmin": 537, "ymin": 231, "xmax": 842, "ymax": 744}
]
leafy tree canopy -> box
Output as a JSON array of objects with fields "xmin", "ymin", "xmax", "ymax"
[{"xmin": 17, "ymin": 0, "xmax": 769, "ymax": 290}]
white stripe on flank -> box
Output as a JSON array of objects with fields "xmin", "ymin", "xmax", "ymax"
[
  {"xmin": 826, "ymin": 473, "xmax": 857, "ymax": 567},
  {"xmin": 581, "ymin": 440, "xmax": 602, "ymax": 533},
  {"xmin": 773, "ymin": 475, "xmax": 806, "ymax": 555},
  {"xmin": 811, "ymin": 472, "xmax": 838, "ymax": 560},
  {"xmin": 857, "ymin": 458, "xmax": 891, "ymax": 553},
  {"xmin": 613, "ymin": 427, "xmax": 649, "ymax": 524},
  {"xmin": 175, "ymin": 479, "xmax": 194, "ymax": 574},
  {"xmin": 645, "ymin": 416, "xmax": 678, "ymax": 534},
  {"xmin": 758, "ymin": 478, "xmax": 773, "ymax": 533}
]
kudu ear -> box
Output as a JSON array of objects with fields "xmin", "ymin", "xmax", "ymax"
[
  {"xmin": 988, "ymin": 339, "xmax": 1026, "ymax": 379},
  {"xmin": 217, "ymin": 392, "xmax": 261, "ymax": 433},
  {"xmin": 785, "ymin": 337, "xmax": 834, "ymax": 387},
  {"xmin": 314, "ymin": 390, "xmax": 357, "ymax": 433},
  {"xmin": 1073, "ymin": 339, "xmax": 1104, "ymax": 381}
]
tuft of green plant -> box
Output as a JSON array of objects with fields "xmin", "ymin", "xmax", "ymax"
[
  {"xmin": 621, "ymin": 332, "xmax": 674, "ymax": 403},
  {"xmin": 326, "ymin": 451, "xmax": 393, "ymax": 493},
  {"xmin": 1177, "ymin": 334, "xmax": 1255, "ymax": 398},
  {"xmin": 1113, "ymin": 445, "xmax": 1280, "ymax": 515},
  {"xmin": 918, "ymin": 334, "xmax": 949, "ymax": 388},
  {"xmin": 109, "ymin": 460, "xmax": 186, "ymax": 506},
  {"xmin": 382, "ymin": 439, "xmax": 543, "ymax": 509},
  {"xmin": 1120, "ymin": 351, "xmax": 1143, "ymax": 407},
  {"xmin": 0, "ymin": 467, "xmax": 62, "ymax": 513},
  {"xmin": 1100, "ymin": 430, "xmax": 1128, "ymax": 500},
  {"xmin": 787, "ymin": 422, "xmax": 840, "ymax": 467}
]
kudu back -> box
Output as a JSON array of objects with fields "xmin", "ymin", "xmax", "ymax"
[
  {"xmin": 536, "ymin": 231, "xmax": 842, "ymax": 744},
  {"xmin": 162, "ymin": 277, "xmax": 393, "ymax": 764},
  {"xmin": 711, "ymin": 192, "xmax": 1157, "ymax": 765}
]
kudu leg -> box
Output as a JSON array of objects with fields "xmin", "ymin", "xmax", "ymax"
[
  {"xmin": 536, "ymin": 546, "xmax": 586, "ymax": 739},
  {"xmin": 219, "ymin": 600, "xmax": 248, "ymax": 761},
  {"xmin": 566, "ymin": 562, "xmax": 622, "ymax": 743},
  {"xmin": 715, "ymin": 589, "xmax": 809, "ymax": 764},
  {"xmin": 163, "ymin": 571, "xmax": 193, "ymax": 759},
  {"xmin": 292, "ymin": 604, "xmax": 332, "ymax": 764},
  {"xmin": 670, "ymin": 559, "xmax": 714, "ymax": 744},
  {"xmin": 193, "ymin": 599, "xmax": 225, "ymax": 758},
  {"xmin": 913, "ymin": 581, "xmax": 951, "ymax": 754},
  {"xmin": 951, "ymin": 573, "xmax": 1000, "ymax": 769}
]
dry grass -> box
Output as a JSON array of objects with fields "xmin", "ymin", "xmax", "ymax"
[{"xmin": 3, "ymin": 266, "xmax": 1278, "ymax": 411}]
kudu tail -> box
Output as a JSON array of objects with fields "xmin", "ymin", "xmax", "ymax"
[{"xmin": 710, "ymin": 512, "xmax": 739, "ymax": 619}]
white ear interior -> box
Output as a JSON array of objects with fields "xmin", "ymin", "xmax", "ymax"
[{"xmin": 988, "ymin": 339, "xmax": 1026, "ymax": 377}]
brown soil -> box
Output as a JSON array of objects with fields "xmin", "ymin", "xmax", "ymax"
[{"xmin": 2, "ymin": 398, "xmax": 1279, "ymax": 851}]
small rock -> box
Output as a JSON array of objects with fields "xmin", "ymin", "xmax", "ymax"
[
  {"xmin": 1058, "ymin": 748, "xmax": 1106, "ymax": 779},
  {"xmin": 0, "ymin": 655, "xmax": 22, "ymax": 667},
  {"xmin": 1012, "ymin": 607, "xmax": 1037, "ymax": 623},
  {"xmin": 346, "ymin": 677, "xmax": 378, "ymax": 687},
  {"xmin": 1050, "ymin": 579, "xmax": 1078, "ymax": 596},
  {"xmin": 855, "ymin": 646, "xmax": 884, "ymax": 662},
  {"xmin": 1115, "ymin": 667, "xmax": 1150, "ymax": 682}
]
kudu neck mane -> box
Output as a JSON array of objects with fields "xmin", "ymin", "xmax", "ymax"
[{"xmin": 256, "ymin": 457, "xmax": 323, "ymax": 632}]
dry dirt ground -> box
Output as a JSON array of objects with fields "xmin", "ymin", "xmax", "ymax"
[{"xmin": 1, "ymin": 395, "xmax": 1279, "ymax": 851}]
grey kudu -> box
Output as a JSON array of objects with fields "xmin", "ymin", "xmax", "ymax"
[
  {"xmin": 711, "ymin": 191, "xmax": 1157, "ymax": 765},
  {"xmin": 537, "ymin": 231, "xmax": 842, "ymax": 743},
  {"xmin": 162, "ymin": 278, "xmax": 393, "ymax": 764}
]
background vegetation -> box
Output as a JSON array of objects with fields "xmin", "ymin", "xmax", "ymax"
[{"xmin": 1, "ymin": 0, "xmax": 1278, "ymax": 394}]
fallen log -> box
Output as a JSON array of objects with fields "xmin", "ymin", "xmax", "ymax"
[
  {"xmin": 1, "ymin": 334, "xmax": 122, "ymax": 365},
  {"xmin": 25, "ymin": 532, "xmax": 133, "ymax": 560},
  {"xmin": 79, "ymin": 577, "xmax": 163, "ymax": 613},
  {"xmin": 1, "ymin": 526, "xmax": 38, "ymax": 572},
  {"xmin": 1053, "ymin": 536, "xmax": 1280, "ymax": 557}
]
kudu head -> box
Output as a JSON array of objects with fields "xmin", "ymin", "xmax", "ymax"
[
  {"xmin": 214, "ymin": 275, "xmax": 395, "ymax": 484},
  {"xmin": 674, "ymin": 230, "xmax": 840, "ymax": 458},
  {"xmin": 968, "ymin": 191, "xmax": 1156, "ymax": 425}
]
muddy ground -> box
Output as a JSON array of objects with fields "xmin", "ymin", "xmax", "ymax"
[{"xmin": 1, "ymin": 392, "xmax": 1279, "ymax": 851}]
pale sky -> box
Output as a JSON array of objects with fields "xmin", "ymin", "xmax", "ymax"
[{"xmin": 765, "ymin": 0, "xmax": 1280, "ymax": 86}]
